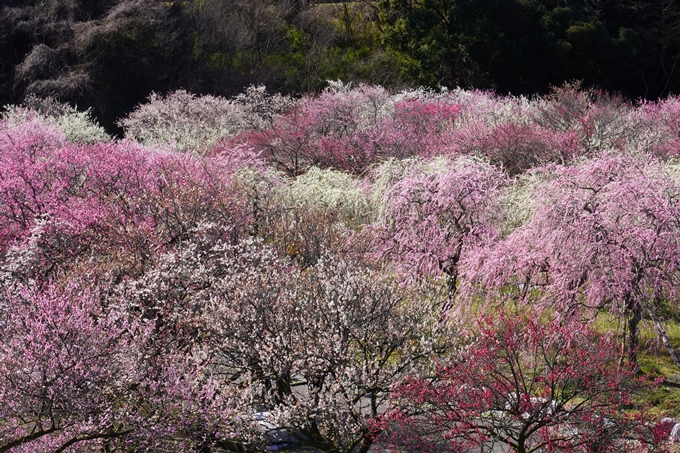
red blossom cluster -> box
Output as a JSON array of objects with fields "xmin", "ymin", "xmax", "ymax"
[{"xmin": 378, "ymin": 312, "xmax": 659, "ymax": 453}]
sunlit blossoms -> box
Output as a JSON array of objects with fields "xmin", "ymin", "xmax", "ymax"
[{"xmin": 2, "ymin": 83, "xmax": 680, "ymax": 452}]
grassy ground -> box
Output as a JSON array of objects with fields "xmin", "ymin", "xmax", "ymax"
[{"xmin": 595, "ymin": 312, "xmax": 680, "ymax": 418}]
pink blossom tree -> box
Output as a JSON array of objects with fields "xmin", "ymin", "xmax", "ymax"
[
  {"xmin": 241, "ymin": 83, "xmax": 459, "ymax": 175},
  {"xmin": 532, "ymin": 82, "xmax": 634, "ymax": 155},
  {"xmin": 444, "ymin": 89, "xmax": 581, "ymax": 175},
  {"xmin": 449, "ymin": 119, "xmax": 580, "ymax": 176},
  {"xmin": 0, "ymin": 116, "xmax": 275, "ymax": 451},
  {"xmin": 443, "ymin": 84, "xmax": 650, "ymax": 174},
  {"xmin": 0, "ymin": 119, "xmax": 258, "ymax": 284},
  {"xmin": 467, "ymin": 153, "xmax": 680, "ymax": 368},
  {"xmin": 380, "ymin": 312, "xmax": 661, "ymax": 453},
  {"xmin": 0, "ymin": 282, "xmax": 245, "ymax": 453},
  {"xmin": 373, "ymin": 156, "xmax": 506, "ymax": 306},
  {"xmin": 633, "ymin": 95, "xmax": 680, "ymax": 159}
]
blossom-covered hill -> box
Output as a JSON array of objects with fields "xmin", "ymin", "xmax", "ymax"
[{"xmin": 1, "ymin": 83, "xmax": 680, "ymax": 452}]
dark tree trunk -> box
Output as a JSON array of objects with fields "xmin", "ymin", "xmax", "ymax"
[{"xmin": 626, "ymin": 296, "xmax": 642, "ymax": 367}]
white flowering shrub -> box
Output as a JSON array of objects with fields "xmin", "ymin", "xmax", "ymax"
[
  {"xmin": 119, "ymin": 86, "xmax": 296, "ymax": 153},
  {"xmin": 444, "ymin": 87, "xmax": 535, "ymax": 128},
  {"xmin": 233, "ymin": 84, "xmax": 298, "ymax": 131},
  {"xmin": 283, "ymin": 166, "xmax": 370, "ymax": 222},
  {"xmin": 120, "ymin": 235, "xmax": 448, "ymax": 453},
  {"xmin": 2, "ymin": 95, "xmax": 109, "ymax": 143},
  {"xmin": 498, "ymin": 170, "xmax": 546, "ymax": 235},
  {"xmin": 119, "ymin": 90, "xmax": 244, "ymax": 153}
]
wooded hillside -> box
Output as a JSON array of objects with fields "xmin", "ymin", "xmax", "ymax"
[{"xmin": 3, "ymin": 0, "xmax": 680, "ymax": 132}]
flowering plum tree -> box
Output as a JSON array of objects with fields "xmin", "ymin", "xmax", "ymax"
[
  {"xmin": 532, "ymin": 82, "xmax": 635, "ymax": 155},
  {"xmin": 242, "ymin": 83, "xmax": 391, "ymax": 175},
  {"xmin": 380, "ymin": 312, "xmax": 660, "ymax": 453},
  {"xmin": 374, "ymin": 156, "xmax": 505, "ymax": 305},
  {"xmin": 243, "ymin": 83, "xmax": 459, "ymax": 175},
  {"xmin": 450, "ymin": 120, "xmax": 580, "ymax": 176},
  {"xmin": 0, "ymin": 116, "xmax": 269, "ymax": 451},
  {"xmin": 122, "ymin": 235, "xmax": 447, "ymax": 453},
  {"xmin": 2, "ymin": 96, "xmax": 109, "ymax": 144},
  {"xmin": 0, "ymin": 283, "xmax": 245, "ymax": 453},
  {"xmin": 633, "ymin": 96, "xmax": 680, "ymax": 159},
  {"xmin": 259, "ymin": 166, "xmax": 372, "ymax": 266},
  {"xmin": 441, "ymin": 84, "xmax": 658, "ymax": 174},
  {"xmin": 0, "ymin": 120, "xmax": 258, "ymax": 283},
  {"xmin": 468, "ymin": 153, "xmax": 680, "ymax": 368},
  {"xmin": 119, "ymin": 86, "xmax": 295, "ymax": 153},
  {"xmin": 443, "ymin": 90, "xmax": 576, "ymax": 175}
]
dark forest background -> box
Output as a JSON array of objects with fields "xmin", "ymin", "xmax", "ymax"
[{"xmin": 1, "ymin": 0, "xmax": 679, "ymax": 133}]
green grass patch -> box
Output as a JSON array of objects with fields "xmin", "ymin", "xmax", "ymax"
[{"xmin": 595, "ymin": 311, "xmax": 680, "ymax": 417}]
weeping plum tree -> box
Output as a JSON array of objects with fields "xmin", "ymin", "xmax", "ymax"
[
  {"xmin": 379, "ymin": 312, "xmax": 660, "ymax": 453},
  {"xmin": 469, "ymin": 153, "xmax": 680, "ymax": 368},
  {"xmin": 374, "ymin": 156, "xmax": 505, "ymax": 309}
]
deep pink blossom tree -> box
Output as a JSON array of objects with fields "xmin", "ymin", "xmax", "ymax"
[
  {"xmin": 241, "ymin": 84, "xmax": 459, "ymax": 175},
  {"xmin": 380, "ymin": 312, "xmax": 660, "ymax": 453},
  {"xmin": 449, "ymin": 119, "xmax": 580, "ymax": 175},
  {"xmin": 444, "ymin": 84, "xmax": 650, "ymax": 174}
]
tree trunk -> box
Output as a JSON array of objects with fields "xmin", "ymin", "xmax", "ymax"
[
  {"xmin": 626, "ymin": 296, "xmax": 642, "ymax": 367},
  {"xmin": 641, "ymin": 297, "xmax": 680, "ymax": 371},
  {"xmin": 439, "ymin": 246, "xmax": 463, "ymax": 318},
  {"xmin": 355, "ymin": 437, "xmax": 372, "ymax": 453}
]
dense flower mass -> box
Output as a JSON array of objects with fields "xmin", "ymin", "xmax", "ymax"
[
  {"xmin": 2, "ymin": 84, "xmax": 680, "ymax": 452},
  {"xmin": 380, "ymin": 312, "xmax": 658, "ymax": 453}
]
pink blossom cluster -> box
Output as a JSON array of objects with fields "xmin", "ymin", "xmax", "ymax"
[
  {"xmin": 226, "ymin": 82, "xmax": 680, "ymax": 178},
  {"xmin": 0, "ymin": 117, "xmax": 260, "ymax": 451},
  {"xmin": 235, "ymin": 83, "xmax": 460, "ymax": 175},
  {"xmin": 5, "ymin": 82, "xmax": 680, "ymax": 452}
]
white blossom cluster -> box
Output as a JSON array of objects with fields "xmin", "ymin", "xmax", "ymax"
[
  {"xmin": 119, "ymin": 86, "xmax": 296, "ymax": 153},
  {"xmin": 118, "ymin": 232, "xmax": 449, "ymax": 451},
  {"xmin": 2, "ymin": 95, "xmax": 109, "ymax": 144}
]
